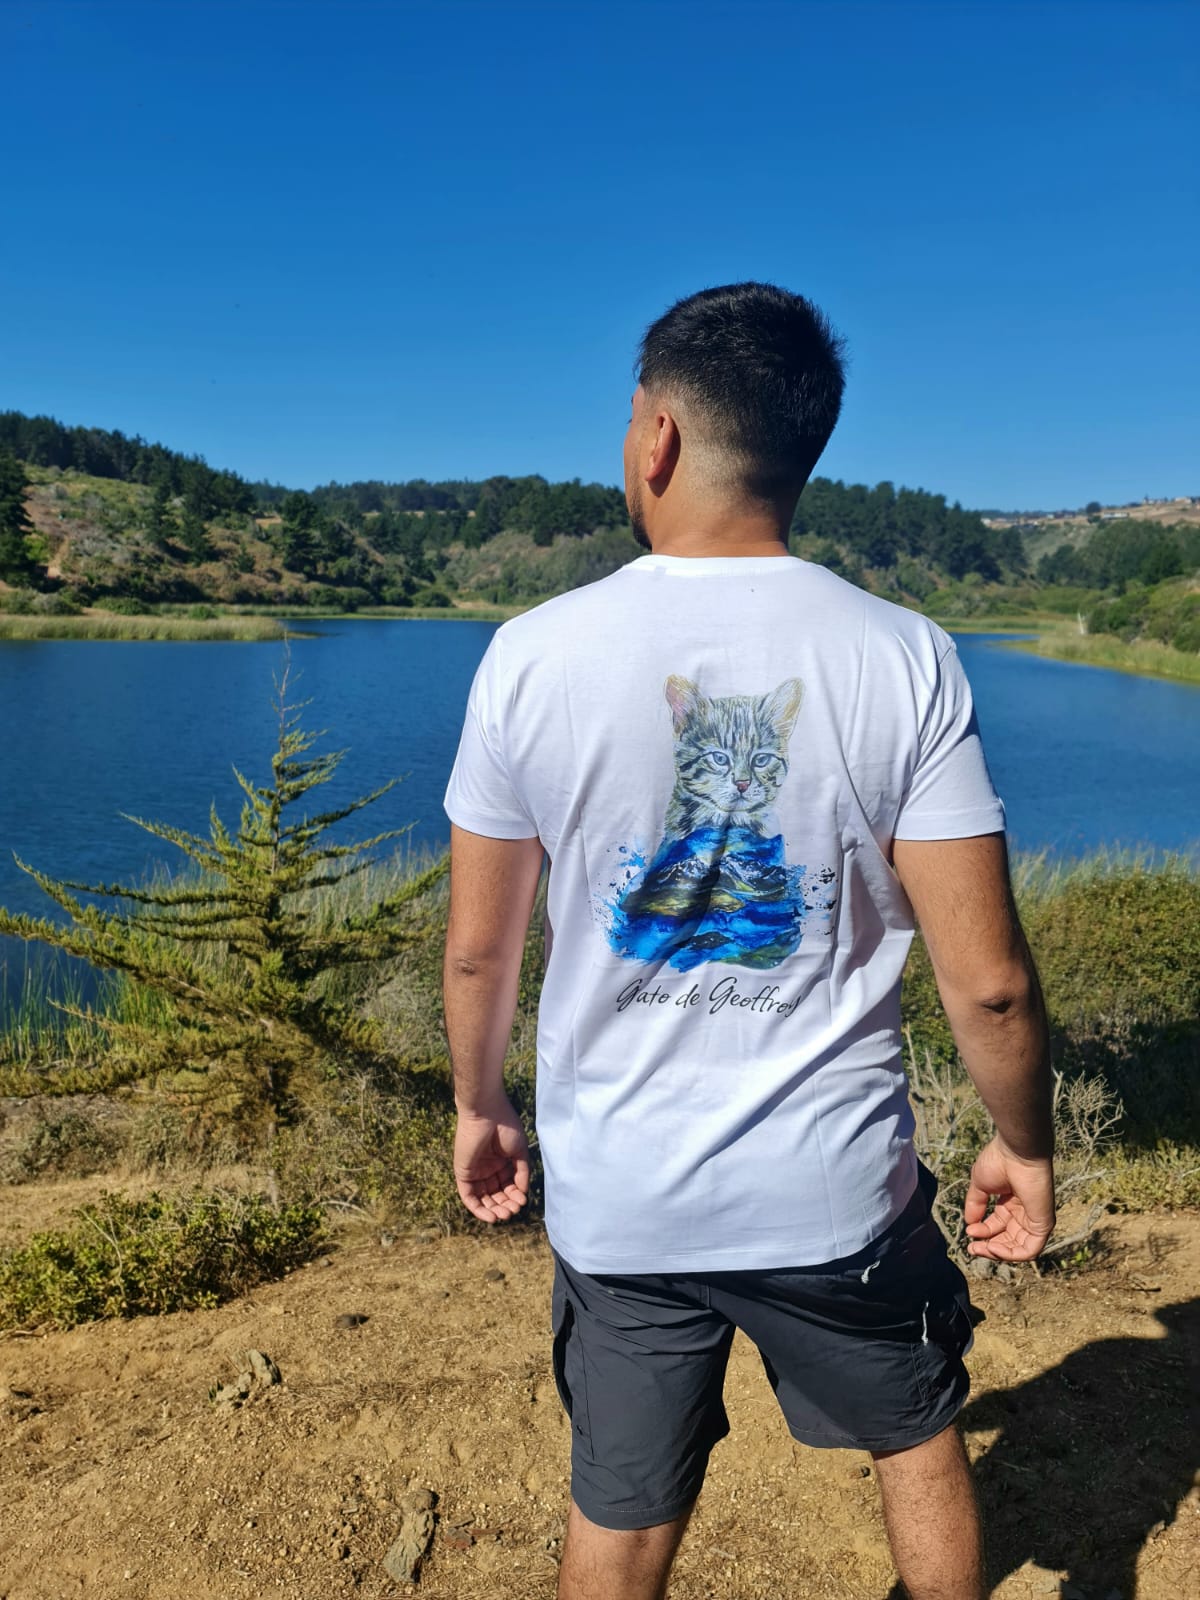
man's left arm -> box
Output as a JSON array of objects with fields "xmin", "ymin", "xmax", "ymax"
[{"xmin": 443, "ymin": 823, "xmax": 545, "ymax": 1223}]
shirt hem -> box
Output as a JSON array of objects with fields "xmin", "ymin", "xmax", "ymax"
[
  {"xmin": 546, "ymin": 1193, "xmax": 914, "ymax": 1275},
  {"xmin": 892, "ymin": 806, "xmax": 1006, "ymax": 842},
  {"xmin": 444, "ymin": 799, "xmax": 539, "ymax": 840}
]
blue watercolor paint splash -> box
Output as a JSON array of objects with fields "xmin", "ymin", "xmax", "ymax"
[{"xmin": 605, "ymin": 825, "xmax": 818, "ymax": 972}]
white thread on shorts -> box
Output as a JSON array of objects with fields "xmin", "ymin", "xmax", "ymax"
[
  {"xmin": 920, "ymin": 1303, "xmax": 930, "ymax": 1344},
  {"xmin": 860, "ymin": 1258, "xmax": 880, "ymax": 1283}
]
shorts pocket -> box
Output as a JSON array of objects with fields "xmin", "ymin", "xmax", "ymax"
[
  {"xmin": 552, "ymin": 1279, "xmax": 592, "ymax": 1443},
  {"xmin": 910, "ymin": 1255, "xmax": 975, "ymax": 1403}
]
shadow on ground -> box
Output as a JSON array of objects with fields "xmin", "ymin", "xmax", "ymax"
[{"xmin": 888, "ymin": 1298, "xmax": 1198, "ymax": 1598}]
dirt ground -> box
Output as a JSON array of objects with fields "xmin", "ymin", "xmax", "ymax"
[{"xmin": 1, "ymin": 1185, "xmax": 1197, "ymax": 1600}]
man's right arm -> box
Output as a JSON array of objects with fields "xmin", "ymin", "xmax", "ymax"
[{"xmin": 892, "ymin": 832, "xmax": 1056, "ymax": 1261}]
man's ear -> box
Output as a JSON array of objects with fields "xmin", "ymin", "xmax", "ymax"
[{"xmin": 645, "ymin": 405, "xmax": 680, "ymax": 488}]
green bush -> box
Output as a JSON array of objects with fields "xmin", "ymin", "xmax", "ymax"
[
  {"xmin": 902, "ymin": 857, "xmax": 1200, "ymax": 1214},
  {"xmin": 1022, "ymin": 865, "xmax": 1200, "ymax": 1148},
  {"xmin": 0, "ymin": 1189, "xmax": 324, "ymax": 1331},
  {"xmin": 271, "ymin": 893, "xmax": 543, "ymax": 1231},
  {"xmin": 29, "ymin": 589, "xmax": 83, "ymax": 616},
  {"xmin": 95, "ymin": 595, "xmax": 154, "ymax": 616},
  {"xmin": 1088, "ymin": 577, "xmax": 1200, "ymax": 653}
]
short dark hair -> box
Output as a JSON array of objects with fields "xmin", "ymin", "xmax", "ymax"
[{"xmin": 636, "ymin": 282, "xmax": 847, "ymax": 499}]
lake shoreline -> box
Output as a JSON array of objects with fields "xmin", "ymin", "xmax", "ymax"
[
  {"xmin": 4, "ymin": 603, "xmax": 1197, "ymax": 687},
  {"xmin": 0, "ymin": 604, "xmax": 523, "ymax": 640},
  {"xmin": 979, "ymin": 620, "xmax": 1200, "ymax": 684},
  {"xmin": 999, "ymin": 630, "xmax": 1200, "ymax": 686},
  {"xmin": 936, "ymin": 614, "xmax": 1199, "ymax": 685}
]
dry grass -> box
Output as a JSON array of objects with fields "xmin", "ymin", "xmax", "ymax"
[
  {"xmin": 1001, "ymin": 624, "xmax": 1200, "ymax": 684},
  {"xmin": 0, "ymin": 611, "xmax": 302, "ymax": 641}
]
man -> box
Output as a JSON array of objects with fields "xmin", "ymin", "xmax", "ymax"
[{"xmin": 443, "ymin": 282, "xmax": 1055, "ymax": 1600}]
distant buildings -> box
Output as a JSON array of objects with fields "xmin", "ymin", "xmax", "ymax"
[{"xmin": 982, "ymin": 493, "xmax": 1198, "ymax": 531}]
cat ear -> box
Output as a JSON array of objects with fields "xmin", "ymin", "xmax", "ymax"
[
  {"xmin": 765, "ymin": 678, "xmax": 805, "ymax": 741},
  {"xmin": 664, "ymin": 675, "xmax": 702, "ymax": 731}
]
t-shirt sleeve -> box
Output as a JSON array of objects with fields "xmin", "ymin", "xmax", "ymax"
[
  {"xmin": 444, "ymin": 634, "xmax": 540, "ymax": 840},
  {"xmin": 893, "ymin": 639, "xmax": 1006, "ymax": 841}
]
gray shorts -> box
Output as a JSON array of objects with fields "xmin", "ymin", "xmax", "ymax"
[{"xmin": 551, "ymin": 1167, "xmax": 975, "ymax": 1530}]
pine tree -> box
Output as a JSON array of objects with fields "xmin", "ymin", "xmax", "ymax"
[
  {"xmin": 0, "ymin": 667, "xmax": 447, "ymax": 1182},
  {"xmin": 179, "ymin": 495, "xmax": 212, "ymax": 562},
  {"xmin": 144, "ymin": 478, "xmax": 174, "ymax": 547},
  {"xmin": 0, "ymin": 451, "xmax": 38, "ymax": 585}
]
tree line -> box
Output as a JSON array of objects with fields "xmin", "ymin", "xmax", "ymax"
[
  {"xmin": 21, "ymin": 406, "xmax": 1200, "ymax": 624},
  {"xmin": 1035, "ymin": 519, "xmax": 1200, "ymax": 590},
  {"xmin": 792, "ymin": 477, "xmax": 1027, "ymax": 583},
  {"xmin": 0, "ymin": 411, "xmax": 254, "ymax": 521},
  {"xmin": 265, "ymin": 474, "xmax": 631, "ymax": 549}
]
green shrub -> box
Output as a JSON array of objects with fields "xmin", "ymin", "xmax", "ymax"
[
  {"xmin": 1022, "ymin": 865, "xmax": 1200, "ymax": 1147},
  {"xmin": 1105, "ymin": 1142, "xmax": 1200, "ymax": 1209},
  {"xmin": 95, "ymin": 595, "xmax": 154, "ymax": 616},
  {"xmin": 272, "ymin": 900, "xmax": 544, "ymax": 1232},
  {"xmin": 0, "ymin": 1189, "xmax": 324, "ymax": 1331},
  {"xmin": 902, "ymin": 857, "xmax": 1200, "ymax": 1238},
  {"xmin": 1087, "ymin": 577, "xmax": 1200, "ymax": 654},
  {"xmin": 30, "ymin": 590, "xmax": 83, "ymax": 616}
]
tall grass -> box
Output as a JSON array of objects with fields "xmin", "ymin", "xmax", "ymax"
[
  {"xmin": 0, "ymin": 614, "xmax": 303, "ymax": 642},
  {"xmin": 1001, "ymin": 626, "xmax": 1200, "ymax": 685},
  {"xmin": 223, "ymin": 603, "xmax": 523, "ymax": 623},
  {"xmin": 1009, "ymin": 844, "xmax": 1200, "ymax": 897},
  {"xmin": 0, "ymin": 952, "xmax": 110, "ymax": 1071},
  {"xmin": 3, "ymin": 849, "xmax": 1197, "ymax": 1226}
]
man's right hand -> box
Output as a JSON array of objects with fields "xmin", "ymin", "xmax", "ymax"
[{"xmin": 963, "ymin": 1136, "xmax": 1056, "ymax": 1261}]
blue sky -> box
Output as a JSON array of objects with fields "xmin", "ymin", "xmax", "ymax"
[{"xmin": 2, "ymin": 0, "xmax": 1196, "ymax": 510}]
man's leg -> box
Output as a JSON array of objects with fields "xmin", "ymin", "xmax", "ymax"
[
  {"xmin": 872, "ymin": 1423, "xmax": 984, "ymax": 1600},
  {"xmin": 557, "ymin": 1499, "xmax": 692, "ymax": 1600}
]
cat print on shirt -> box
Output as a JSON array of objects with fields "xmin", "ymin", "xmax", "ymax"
[
  {"xmin": 606, "ymin": 674, "xmax": 822, "ymax": 973},
  {"xmin": 661, "ymin": 674, "xmax": 803, "ymax": 835}
]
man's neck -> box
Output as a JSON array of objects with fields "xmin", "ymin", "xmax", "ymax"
[{"xmin": 647, "ymin": 510, "xmax": 794, "ymax": 559}]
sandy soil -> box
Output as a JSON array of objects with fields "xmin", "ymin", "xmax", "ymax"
[{"xmin": 1, "ymin": 1190, "xmax": 1197, "ymax": 1600}]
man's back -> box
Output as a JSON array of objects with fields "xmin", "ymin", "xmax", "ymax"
[
  {"xmin": 445, "ymin": 550, "xmax": 1005, "ymax": 1271},
  {"xmin": 442, "ymin": 283, "xmax": 1053, "ymax": 1599}
]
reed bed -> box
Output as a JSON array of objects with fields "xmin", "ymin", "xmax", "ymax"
[
  {"xmin": 0, "ymin": 613, "xmax": 301, "ymax": 642},
  {"xmin": 1001, "ymin": 625, "xmax": 1200, "ymax": 685}
]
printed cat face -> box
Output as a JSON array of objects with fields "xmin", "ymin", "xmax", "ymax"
[{"xmin": 664, "ymin": 676, "xmax": 804, "ymax": 826}]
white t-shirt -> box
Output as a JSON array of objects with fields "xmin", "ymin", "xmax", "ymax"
[{"xmin": 444, "ymin": 554, "xmax": 1005, "ymax": 1272}]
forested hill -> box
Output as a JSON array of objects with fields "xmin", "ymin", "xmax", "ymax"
[
  {"xmin": 3, "ymin": 407, "xmax": 1026, "ymax": 612},
  {"xmin": 0, "ymin": 410, "xmax": 254, "ymax": 518}
]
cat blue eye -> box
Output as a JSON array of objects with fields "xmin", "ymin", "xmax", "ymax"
[
  {"xmin": 707, "ymin": 750, "xmax": 731, "ymax": 769},
  {"xmin": 752, "ymin": 753, "xmax": 774, "ymax": 769}
]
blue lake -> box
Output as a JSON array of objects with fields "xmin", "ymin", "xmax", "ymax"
[{"xmin": 0, "ymin": 622, "xmax": 1196, "ymax": 950}]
